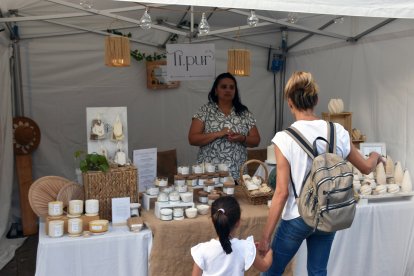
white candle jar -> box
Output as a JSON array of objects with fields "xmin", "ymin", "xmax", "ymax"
[
  {"xmin": 48, "ymin": 201, "xmax": 63, "ymax": 217},
  {"xmin": 85, "ymin": 199, "xmax": 99, "ymax": 216},
  {"xmin": 177, "ymin": 166, "xmax": 190, "ymax": 175},
  {"xmin": 68, "ymin": 218, "xmax": 83, "ymax": 236},
  {"xmin": 223, "ymin": 182, "xmax": 235, "ymax": 196},
  {"xmin": 48, "ymin": 220, "xmax": 64, "ymax": 238},
  {"xmin": 205, "ymin": 163, "xmax": 216, "ymax": 173},
  {"xmin": 155, "ymin": 177, "xmax": 168, "ymax": 187},
  {"xmin": 203, "ymin": 180, "xmax": 215, "ymax": 193},
  {"xmin": 192, "ymin": 164, "xmax": 203, "ymax": 174},
  {"xmin": 186, "ymin": 176, "xmax": 198, "ymax": 187},
  {"xmin": 175, "ymin": 184, "xmax": 187, "ymax": 193},
  {"xmin": 69, "ymin": 200, "xmax": 84, "ymax": 216},
  {"xmin": 130, "ymin": 203, "xmax": 140, "ymax": 217}
]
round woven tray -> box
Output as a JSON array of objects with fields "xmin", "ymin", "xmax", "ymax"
[
  {"xmin": 56, "ymin": 182, "xmax": 84, "ymax": 208},
  {"xmin": 28, "ymin": 176, "xmax": 71, "ymax": 217}
]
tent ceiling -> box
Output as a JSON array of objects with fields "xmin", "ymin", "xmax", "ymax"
[{"xmin": 0, "ymin": 0, "xmax": 404, "ymax": 51}]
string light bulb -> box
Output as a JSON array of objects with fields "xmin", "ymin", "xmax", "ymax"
[
  {"xmin": 198, "ymin": 12, "xmax": 210, "ymax": 35},
  {"xmin": 287, "ymin": 12, "xmax": 298, "ymax": 24},
  {"xmin": 80, "ymin": 0, "xmax": 93, "ymax": 9},
  {"xmin": 140, "ymin": 8, "xmax": 152, "ymax": 30},
  {"xmin": 334, "ymin": 17, "xmax": 344, "ymax": 24},
  {"xmin": 247, "ymin": 10, "xmax": 259, "ymax": 27}
]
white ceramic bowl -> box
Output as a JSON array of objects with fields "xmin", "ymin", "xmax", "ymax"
[
  {"xmin": 169, "ymin": 191, "xmax": 180, "ymax": 202},
  {"xmin": 185, "ymin": 207, "xmax": 198, "ymax": 218},
  {"xmin": 175, "ymin": 184, "xmax": 187, "ymax": 193},
  {"xmin": 157, "ymin": 192, "xmax": 169, "ymax": 202},
  {"xmin": 180, "ymin": 192, "xmax": 193, "ymax": 203},
  {"xmin": 197, "ymin": 204, "xmax": 209, "ymax": 215},
  {"xmin": 147, "ymin": 187, "xmax": 159, "ymax": 196}
]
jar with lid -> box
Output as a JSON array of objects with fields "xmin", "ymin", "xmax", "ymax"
[
  {"xmin": 223, "ymin": 181, "xmax": 236, "ymax": 196},
  {"xmin": 48, "ymin": 220, "xmax": 64, "ymax": 238},
  {"xmin": 177, "ymin": 165, "xmax": 190, "ymax": 175},
  {"xmin": 198, "ymin": 175, "xmax": 208, "ymax": 186},
  {"xmin": 186, "ymin": 175, "xmax": 198, "ymax": 187},
  {"xmin": 48, "ymin": 201, "xmax": 63, "ymax": 217},
  {"xmin": 207, "ymin": 194, "xmax": 220, "ymax": 206},
  {"xmin": 198, "ymin": 191, "xmax": 209, "ymax": 204},
  {"xmin": 212, "ymin": 173, "xmax": 220, "ymax": 185},
  {"xmin": 203, "ymin": 179, "xmax": 215, "ymax": 193},
  {"xmin": 174, "ymin": 175, "xmax": 186, "ymax": 186},
  {"xmin": 219, "ymin": 171, "xmax": 230, "ymax": 183},
  {"xmin": 192, "ymin": 164, "xmax": 203, "ymax": 174},
  {"xmin": 130, "ymin": 203, "xmax": 140, "ymax": 217}
]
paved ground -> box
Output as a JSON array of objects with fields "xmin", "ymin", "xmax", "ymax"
[{"xmin": 0, "ymin": 235, "xmax": 37, "ymax": 276}]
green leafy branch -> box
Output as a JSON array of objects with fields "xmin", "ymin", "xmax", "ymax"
[{"xmin": 130, "ymin": 50, "xmax": 166, "ymax": 62}]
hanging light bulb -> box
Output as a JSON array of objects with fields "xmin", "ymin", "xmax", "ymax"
[
  {"xmin": 80, "ymin": 0, "xmax": 93, "ymax": 9},
  {"xmin": 247, "ymin": 10, "xmax": 259, "ymax": 27},
  {"xmin": 334, "ymin": 16, "xmax": 344, "ymax": 24},
  {"xmin": 140, "ymin": 8, "xmax": 152, "ymax": 30},
  {"xmin": 287, "ymin": 12, "xmax": 298, "ymax": 24},
  {"xmin": 198, "ymin": 12, "xmax": 210, "ymax": 36}
]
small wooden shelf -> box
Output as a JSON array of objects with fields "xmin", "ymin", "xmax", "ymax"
[{"xmin": 322, "ymin": 112, "xmax": 352, "ymax": 134}]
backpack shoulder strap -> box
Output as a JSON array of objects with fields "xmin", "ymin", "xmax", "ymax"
[
  {"xmin": 284, "ymin": 127, "xmax": 316, "ymax": 199},
  {"xmin": 327, "ymin": 121, "xmax": 336, "ymax": 154},
  {"xmin": 285, "ymin": 127, "xmax": 316, "ymax": 159}
]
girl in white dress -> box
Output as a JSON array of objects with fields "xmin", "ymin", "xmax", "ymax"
[{"xmin": 191, "ymin": 196, "xmax": 273, "ymax": 276}]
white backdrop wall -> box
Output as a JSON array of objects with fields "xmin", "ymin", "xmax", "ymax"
[
  {"xmin": 20, "ymin": 35, "xmax": 277, "ymax": 182},
  {"xmin": 285, "ymin": 19, "xmax": 414, "ymax": 176}
]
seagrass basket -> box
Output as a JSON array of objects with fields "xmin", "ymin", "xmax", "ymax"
[
  {"xmin": 83, "ymin": 166, "xmax": 138, "ymax": 221},
  {"xmin": 240, "ymin": 159, "xmax": 273, "ymax": 205}
]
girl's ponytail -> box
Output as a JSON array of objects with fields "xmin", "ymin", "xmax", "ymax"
[
  {"xmin": 213, "ymin": 209, "xmax": 232, "ymax": 254},
  {"xmin": 211, "ymin": 197, "xmax": 241, "ymax": 255}
]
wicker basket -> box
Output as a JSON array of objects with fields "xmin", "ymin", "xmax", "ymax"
[
  {"xmin": 83, "ymin": 166, "xmax": 138, "ymax": 221},
  {"xmin": 240, "ymin": 159, "xmax": 273, "ymax": 205}
]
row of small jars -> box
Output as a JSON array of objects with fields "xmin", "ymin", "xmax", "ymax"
[
  {"xmin": 198, "ymin": 181, "xmax": 236, "ymax": 204},
  {"xmin": 48, "ymin": 218, "xmax": 109, "ymax": 238},
  {"xmin": 175, "ymin": 172, "xmax": 231, "ymax": 187},
  {"xmin": 48, "ymin": 199, "xmax": 99, "ymax": 217},
  {"xmin": 177, "ymin": 163, "xmax": 229, "ymax": 175}
]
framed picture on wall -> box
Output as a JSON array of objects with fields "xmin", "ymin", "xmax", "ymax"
[
  {"xmin": 146, "ymin": 60, "xmax": 180, "ymax": 90},
  {"xmin": 360, "ymin": 142, "xmax": 386, "ymax": 157}
]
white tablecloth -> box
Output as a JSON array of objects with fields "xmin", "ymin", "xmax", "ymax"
[
  {"xmin": 295, "ymin": 198, "xmax": 414, "ymax": 276},
  {"xmin": 36, "ymin": 222, "xmax": 152, "ymax": 276}
]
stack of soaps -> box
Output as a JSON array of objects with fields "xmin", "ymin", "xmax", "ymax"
[{"xmin": 267, "ymin": 144, "xmax": 276, "ymax": 164}]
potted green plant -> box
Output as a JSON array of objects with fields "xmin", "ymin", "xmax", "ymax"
[{"xmin": 74, "ymin": 150, "xmax": 110, "ymax": 173}]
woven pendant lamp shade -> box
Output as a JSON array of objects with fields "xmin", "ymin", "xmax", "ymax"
[
  {"xmin": 227, "ymin": 49, "xmax": 250, "ymax": 76},
  {"xmin": 105, "ymin": 36, "xmax": 131, "ymax": 67}
]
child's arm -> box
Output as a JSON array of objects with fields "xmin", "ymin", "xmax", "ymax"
[
  {"xmin": 253, "ymin": 248, "xmax": 273, "ymax": 272},
  {"xmin": 192, "ymin": 262, "xmax": 202, "ymax": 276}
]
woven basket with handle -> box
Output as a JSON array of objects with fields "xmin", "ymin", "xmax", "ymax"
[{"xmin": 240, "ymin": 159, "xmax": 273, "ymax": 205}]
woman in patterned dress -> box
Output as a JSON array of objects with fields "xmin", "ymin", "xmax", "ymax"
[{"xmin": 188, "ymin": 72, "xmax": 261, "ymax": 181}]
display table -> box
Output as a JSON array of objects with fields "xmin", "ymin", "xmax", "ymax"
[
  {"xmin": 294, "ymin": 198, "xmax": 414, "ymax": 275},
  {"xmin": 36, "ymin": 222, "xmax": 152, "ymax": 276},
  {"xmin": 142, "ymin": 186, "xmax": 293, "ymax": 276}
]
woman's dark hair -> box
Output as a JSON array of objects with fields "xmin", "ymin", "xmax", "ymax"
[
  {"xmin": 211, "ymin": 196, "xmax": 241, "ymax": 254},
  {"xmin": 208, "ymin": 72, "xmax": 248, "ymax": 115}
]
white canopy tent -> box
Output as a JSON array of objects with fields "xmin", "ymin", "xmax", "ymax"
[{"xmin": 1, "ymin": 0, "xmax": 413, "ymax": 270}]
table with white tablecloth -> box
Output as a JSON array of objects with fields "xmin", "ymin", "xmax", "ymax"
[
  {"xmin": 36, "ymin": 222, "xmax": 152, "ymax": 276},
  {"xmin": 294, "ymin": 198, "xmax": 414, "ymax": 276}
]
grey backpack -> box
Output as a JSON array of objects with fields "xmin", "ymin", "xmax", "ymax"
[{"xmin": 285, "ymin": 121, "xmax": 356, "ymax": 232}]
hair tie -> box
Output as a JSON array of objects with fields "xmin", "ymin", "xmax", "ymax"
[{"xmin": 217, "ymin": 208, "xmax": 225, "ymax": 214}]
